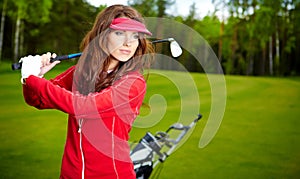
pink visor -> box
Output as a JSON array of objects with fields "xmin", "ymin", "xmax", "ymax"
[{"xmin": 109, "ymin": 17, "xmax": 152, "ymax": 36}]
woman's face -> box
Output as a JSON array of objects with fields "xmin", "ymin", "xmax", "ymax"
[{"xmin": 107, "ymin": 30, "xmax": 139, "ymax": 62}]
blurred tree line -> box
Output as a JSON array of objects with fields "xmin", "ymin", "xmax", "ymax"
[{"xmin": 0, "ymin": 0, "xmax": 299, "ymax": 76}]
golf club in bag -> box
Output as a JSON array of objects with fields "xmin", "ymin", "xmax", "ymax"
[
  {"xmin": 11, "ymin": 38, "xmax": 182, "ymax": 70},
  {"xmin": 130, "ymin": 114, "xmax": 202, "ymax": 179}
]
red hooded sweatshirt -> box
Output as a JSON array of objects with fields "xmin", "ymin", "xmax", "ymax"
[{"xmin": 23, "ymin": 66, "xmax": 146, "ymax": 179}]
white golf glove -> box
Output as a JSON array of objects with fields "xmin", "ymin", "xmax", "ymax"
[{"xmin": 19, "ymin": 55, "xmax": 43, "ymax": 84}]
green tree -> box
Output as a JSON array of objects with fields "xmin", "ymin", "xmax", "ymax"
[
  {"xmin": 279, "ymin": 0, "xmax": 297, "ymax": 75},
  {"xmin": 10, "ymin": 0, "xmax": 52, "ymax": 62},
  {"xmin": 292, "ymin": 0, "xmax": 300, "ymax": 75},
  {"xmin": 0, "ymin": 0, "xmax": 7, "ymax": 61},
  {"xmin": 156, "ymin": 0, "xmax": 174, "ymax": 17},
  {"xmin": 212, "ymin": 0, "xmax": 227, "ymax": 69},
  {"xmin": 128, "ymin": 0, "xmax": 158, "ymax": 17},
  {"xmin": 25, "ymin": 0, "xmax": 98, "ymax": 55}
]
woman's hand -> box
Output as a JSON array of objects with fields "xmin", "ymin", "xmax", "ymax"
[
  {"xmin": 39, "ymin": 52, "xmax": 60, "ymax": 76},
  {"xmin": 19, "ymin": 52, "xmax": 60, "ymax": 84},
  {"xmin": 20, "ymin": 55, "xmax": 43, "ymax": 83}
]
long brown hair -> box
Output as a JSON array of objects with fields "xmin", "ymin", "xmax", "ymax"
[{"xmin": 74, "ymin": 5, "xmax": 154, "ymax": 95}]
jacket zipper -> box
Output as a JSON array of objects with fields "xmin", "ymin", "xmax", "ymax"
[{"xmin": 78, "ymin": 119, "xmax": 85, "ymax": 179}]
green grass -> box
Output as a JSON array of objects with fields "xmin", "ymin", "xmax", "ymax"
[{"xmin": 0, "ymin": 61, "xmax": 300, "ymax": 178}]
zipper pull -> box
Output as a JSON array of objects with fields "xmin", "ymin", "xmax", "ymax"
[{"xmin": 78, "ymin": 119, "xmax": 83, "ymax": 133}]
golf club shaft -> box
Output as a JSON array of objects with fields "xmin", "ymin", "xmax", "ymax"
[
  {"xmin": 50, "ymin": 53, "xmax": 82, "ymax": 63},
  {"xmin": 11, "ymin": 38, "xmax": 176, "ymax": 71},
  {"xmin": 153, "ymin": 114, "xmax": 202, "ymax": 168},
  {"xmin": 11, "ymin": 53, "xmax": 82, "ymax": 70},
  {"xmin": 152, "ymin": 38, "xmax": 173, "ymax": 44}
]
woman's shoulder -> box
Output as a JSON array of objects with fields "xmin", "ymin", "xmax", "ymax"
[
  {"xmin": 50, "ymin": 65, "xmax": 76, "ymax": 85},
  {"xmin": 112, "ymin": 71, "xmax": 145, "ymax": 87},
  {"xmin": 123, "ymin": 71, "xmax": 145, "ymax": 81}
]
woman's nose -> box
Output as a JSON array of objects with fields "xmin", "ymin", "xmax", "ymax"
[{"xmin": 123, "ymin": 36, "xmax": 131, "ymax": 47}]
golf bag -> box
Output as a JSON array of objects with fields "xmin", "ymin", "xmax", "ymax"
[{"xmin": 130, "ymin": 114, "xmax": 202, "ymax": 179}]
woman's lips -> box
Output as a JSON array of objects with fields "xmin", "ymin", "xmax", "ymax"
[{"xmin": 119, "ymin": 49, "xmax": 131, "ymax": 55}]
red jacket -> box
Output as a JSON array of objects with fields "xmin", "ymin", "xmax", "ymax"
[{"xmin": 23, "ymin": 66, "xmax": 146, "ymax": 179}]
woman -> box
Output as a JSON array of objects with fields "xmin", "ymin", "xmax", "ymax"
[{"xmin": 20, "ymin": 5, "xmax": 154, "ymax": 179}]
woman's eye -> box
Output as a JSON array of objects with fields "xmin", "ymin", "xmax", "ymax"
[
  {"xmin": 133, "ymin": 34, "xmax": 139, "ymax": 39},
  {"xmin": 115, "ymin": 31, "xmax": 124, "ymax": 35}
]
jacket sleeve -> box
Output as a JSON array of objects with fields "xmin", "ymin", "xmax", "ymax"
[
  {"xmin": 23, "ymin": 66, "xmax": 75, "ymax": 108},
  {"xmin": 23, "ymin": 72, "xmax": 146, "ymax": 118},
  {"xmin": 49, "ymin": 65, "xmax": 75, "ymax": 91}
]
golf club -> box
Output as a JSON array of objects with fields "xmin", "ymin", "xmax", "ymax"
[
  {"xmin": 11, "ymin": 38, "xmax": 182, "ymax": 70},
  {"xmin": 11, "ymin": 53, "xmax": 82, "ymax": 70},
  {"xmin": 131, "ymin": 114, "xmax": 202, "ymax": 179},
  {"xmin": 152, "ymin": 38, "xmax": 182, "ymax": 58}
]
